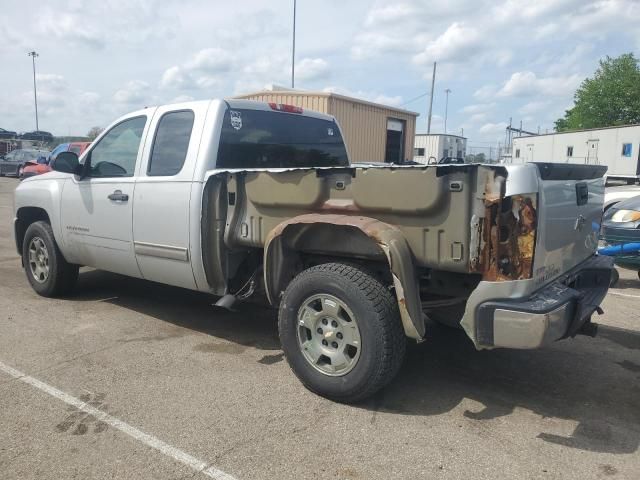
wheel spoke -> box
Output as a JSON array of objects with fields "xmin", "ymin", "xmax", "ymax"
[
  {"xmin": 340, "ymin": 324, "xmax": 360, "ymax": 347},
  {"xmin": 328, "ymin": 350, "xmax": 350, "ymax": 372},
  {"xmin": 301, "ymin": 340, "xmax": 322, "ymax": 364},
  {"xmin": 298, "ymin": 306, "xmax": 322, "ymax": 329},
  {"xmin": 320, "ymin": 297, "xmax": 340, "ymax": 317}
]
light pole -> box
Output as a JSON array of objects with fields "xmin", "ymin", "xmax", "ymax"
[
  {"xmin": 444, "ymin": 88, "xmax": 451, "ymax": 134},
  {"xmin": 28, "ymin": 51, "xmax": 39, "ymax": 131},
  {"xmin": 291, "ymin": 0, "xmax": 296, "ymax": 88},
  {"xmin": 427, "ymin": 62, "xmax": 436, "ymax": 134}
]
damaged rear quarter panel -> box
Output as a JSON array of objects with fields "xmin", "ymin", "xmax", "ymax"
[{"xmin": 469, "ymin": 166, "xmax": 538, "ymax": 282}]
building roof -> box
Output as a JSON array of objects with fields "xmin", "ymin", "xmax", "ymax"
[
  {"xmin": 515, "ymin": 123, "xmax": 640, "ymax": 139},
  {"xmin": 415, "ymin": 133, "xmax": 467, "ymax": 140},
  {"xmin": 235, "ymin": 89, "xmax": 420, "ymax": 117}
]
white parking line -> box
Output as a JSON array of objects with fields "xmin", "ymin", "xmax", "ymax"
[
  {"xmin": 0, "ymin": 360, "xmax": 237, "ymax": 480},
  {"xmin": 609, "ymin": 291, "xmax": 640, "ymax": 299}
]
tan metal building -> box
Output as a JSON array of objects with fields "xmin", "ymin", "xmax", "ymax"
[{"xmin": 235, "ymin": 90, "xmax": 419, "ymax": 163}]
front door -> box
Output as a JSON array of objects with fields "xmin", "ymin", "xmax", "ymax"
[
  {"xmin": 60, "ymin": 115, "xmax": 150, "ymax": 277},
  {"xmin": 384, "ymin": 119, "xmax": 405, "ymax": 163},
  {"xmin": 587, "ymin": 140, "xmax": 599, "ymax": 164}
]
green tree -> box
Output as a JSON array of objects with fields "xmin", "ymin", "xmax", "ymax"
[
  {"xmin": 86, "ymin": 126, "xmax": 104, "ymax": 140},
  {"xmin": 555, "ymin": 53, "xmax": 640, "ymax": 132}
]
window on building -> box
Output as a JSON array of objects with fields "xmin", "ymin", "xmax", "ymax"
[
  {"xmin": 148, "ymin": 110, "xmax": 195, "ymax": 176},
  {"xmin": 567, "ymin": 146, "xmax": 573, "ymax": 157},
  {"xmin": 622, "ymin": 143, "xmax": 632, "ymax": 157},
  {"xmin": 515, "ymin": 148, "xmax": 520, "ymax": 158},
  {"xmin": 414, "ymin": 148, "xmax": 425, "ymax": 156}
]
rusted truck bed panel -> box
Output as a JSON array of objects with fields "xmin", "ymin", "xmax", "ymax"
[{"xmin": 218, "ymin": 165, "xmax": 480, "ymax": 274}]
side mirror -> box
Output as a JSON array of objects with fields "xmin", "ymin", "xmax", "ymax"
[{"xmin": 53, "ymin": 151, "xmax": 83, "ymax": 176}]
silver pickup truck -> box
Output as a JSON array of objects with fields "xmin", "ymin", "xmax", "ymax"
[{"xmin": 13, "ymin": 99, "xmax": 613, "ymax": 402}]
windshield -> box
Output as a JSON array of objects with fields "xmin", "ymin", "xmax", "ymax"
[{"xmin": 217, "ymin": 108, "xmax": 349, "ymax": 169}]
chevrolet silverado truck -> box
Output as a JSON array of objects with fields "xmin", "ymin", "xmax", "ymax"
[{"xmin": 13, "ymin": 99, "xmax": 613, "ymax": 402}]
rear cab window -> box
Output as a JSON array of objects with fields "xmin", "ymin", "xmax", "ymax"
[
  {"xmin": 147, "ymin": 110, "xmax": 195, "ymax": 176},
  {"xmin": 216, "ymin": 108, "xmax": 349, "ymax": 169}
]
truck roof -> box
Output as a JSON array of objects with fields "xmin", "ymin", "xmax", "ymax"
[{"xmin": 132, "ymin": 98, "xmax": 337, "ymax": 123}]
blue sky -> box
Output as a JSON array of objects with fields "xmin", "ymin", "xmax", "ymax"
[{"xmin": 1, "ymin": 0, "xmax": 638, "ymax": 146}]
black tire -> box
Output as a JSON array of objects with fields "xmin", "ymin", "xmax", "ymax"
[
  {"xmin": 22, "ymin": 221, "xmax": 78, "ymax": 297},
  {"xmin": 18, "ymin": 165, "xmax": 24, "ymax": 179},
  {"xmin": 610, "ymin": 268, "xmax": 620, "ymax": 287},
  {"xmin": 278, "ymin": 263, "xmax": 406, "ymax": 403}
]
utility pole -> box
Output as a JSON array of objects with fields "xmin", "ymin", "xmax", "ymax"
[
  {"xmin": 291, "ymin": 0, "xmax": 296, "ymax": 89},
  {"xmin": 427, "ymin": 62, "xmax": 436, "ymax": 134},
  {"xmin": 28, "ymin": 51, "xmax": 39, "ymax": 131},
  {"xmin": 444, "ymin": 88, "xmax": 451, "ymax": 134}
]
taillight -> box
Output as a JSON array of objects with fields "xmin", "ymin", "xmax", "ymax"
[{"xmin": 268, "ymin": 102, "xmax": 303, "ymax": 114}]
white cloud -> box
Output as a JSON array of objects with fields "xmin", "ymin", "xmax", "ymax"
[
  {"xmin": 479, "ymin": 122, "xmax": 508, "ymax": 136},
  {"xmin": 473, "ymin": 85, "xmax": 498, "ymax": 101},
  {"xmin": 351, "ymin": 32, "xmax": 410, "ymax": 59},
  {"xmin": 161, "ymin": 48, "xmax": 232, "ymax": 91},
  {"xmin": 413, "ymin": 22, "xmax": 481, "ymax": 65},
  {"xmin": 518, "ymin": 100, "xmax": 551, "ymax": 115},
  {"xmin": 114, "ymin": 80, "xmax": 151, "ymax": 105},
  {"xmin": 365, "ymin": 3, "xmax": 415, "ymax": 26},
  {"xmin": 469, "ymin": 113, "xmax": 487, "ymax": 123},
  {"xmin": 461, "ymin": 103, "xmax": 495, "ymax": 114},
  {"xmin": 497, "ymin": 71, "xmax": 582, "ymax": 97},
  {"xmin": 296, "ymin": 58, "xmax": 330, "ymax": 82}
]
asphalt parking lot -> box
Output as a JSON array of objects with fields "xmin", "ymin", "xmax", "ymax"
[{"xmin": 0, "ymin": 176, "xmax": 639, "ymax": 480}]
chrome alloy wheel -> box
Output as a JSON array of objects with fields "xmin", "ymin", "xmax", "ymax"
[
  {"xmin": 28, "ymin": 236, "xmax": 50, "ymax": 283},
  {"xmin": 296, "ymin": 294, "xmax": 362, "ymax": 376}
]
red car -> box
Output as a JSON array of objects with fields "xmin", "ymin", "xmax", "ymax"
[{"xmin": 22, "ymin": 142, "xmax": 91, "ymax": 179}]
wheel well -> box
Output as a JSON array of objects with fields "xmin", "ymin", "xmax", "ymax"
[
  {"xmin": 15, "ymin": 207, "xmax": 50, "ymax": 254},
  {"xmin": 265, "ymin": 224, "xmax": 391, "ymax": 303}
]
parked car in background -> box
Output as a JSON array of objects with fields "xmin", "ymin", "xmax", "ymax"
[
  {"xmin": 0, "ymin": 149, "xmax": 49, "ymax": 178},
  {"xmin": 600, "ymin": 194, "xmax": 640, "ymax": 280},
  {"xmin": 604, "ymin": 184, "xmax": 640, "ymax": 211},
  {"xmin": 20, "ymin": 130, "xmax": 54, "ymax": 144},
  {"xmin": 22, "ymin": 142, "xmax": 91, "ymax": 179},
  {"xmin": 0, "ymin": 128, "xmax": 18, "ymax": 139}
]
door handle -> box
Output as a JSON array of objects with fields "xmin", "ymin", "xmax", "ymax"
[{"xmin": 108, "ymin": 190, "xmax": 129, "ymax": 202}]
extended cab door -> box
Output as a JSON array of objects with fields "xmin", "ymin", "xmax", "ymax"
[
  {"xmin": 60, "ymin": 113, "xmax": 152, "ymax": 277},
  {"xmin": 132, "ymin": 103, "xmax": 206, "ymax": 289}
]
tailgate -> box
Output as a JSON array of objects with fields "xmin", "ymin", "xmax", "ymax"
[{"xmin": 532, "ymin": 163, "xmax": 606, "ymax": 285}]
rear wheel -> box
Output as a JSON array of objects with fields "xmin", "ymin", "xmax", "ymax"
[
  {"xmin": 22, "ymin": 221, "xmax": 78, "ymax": 297},
  {"xmin": 278, "ymin": 263, "xmax": 406, "ymax": 403}
]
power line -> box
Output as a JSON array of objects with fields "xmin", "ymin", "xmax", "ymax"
[{"xmin": 399, "ymin": 91, "xmax": 430, "ymax": 107}]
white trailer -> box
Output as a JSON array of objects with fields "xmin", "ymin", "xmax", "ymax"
[
  {"xmin": 413, "ymin": 134, "xmax": 466, "ymax": 164},
  {"xmin": 509, "ymin": 124, "xmax": 640, "ymax": 182}
]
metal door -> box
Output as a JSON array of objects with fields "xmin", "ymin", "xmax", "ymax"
[
  {"xmin": 586, "ymin": 140, "xmax": 599, "ymax": 164},
  {"xmin": 60, "ymin": 113, "xmax": 152, "ymax": 277}
]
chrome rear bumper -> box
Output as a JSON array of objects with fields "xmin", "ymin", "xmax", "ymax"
[{"xmin": 473, "ymin": 255, "xmax": 613, "ymax": 349}]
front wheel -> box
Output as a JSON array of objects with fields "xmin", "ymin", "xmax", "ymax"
[
  {"xmin": 22, "ymin": 221, "xmax": 78, "ymax": 297},
  {"xmin": 18, "ymin": 165, "xmax": 24, "ymax": 179},
  {"xmin": 278, "ymin": 263, "xmax": 406, "ymax": 403}
]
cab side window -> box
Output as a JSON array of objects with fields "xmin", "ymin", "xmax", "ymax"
[
  {"xmin": 88, "ymin": 116, "xmax": 146, "ymax": 178},
  {"xmin": 147, "ymin": 110, "xmax": 194, "ymax": 176}
]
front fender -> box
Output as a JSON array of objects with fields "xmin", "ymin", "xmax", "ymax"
[
  {"xmin": 263, "ymin": 214, "xmax": 426, "ymax": 340},
  {"xmin": 14, "ymin": 177, "xmax": 66, "ymax": 252}
]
